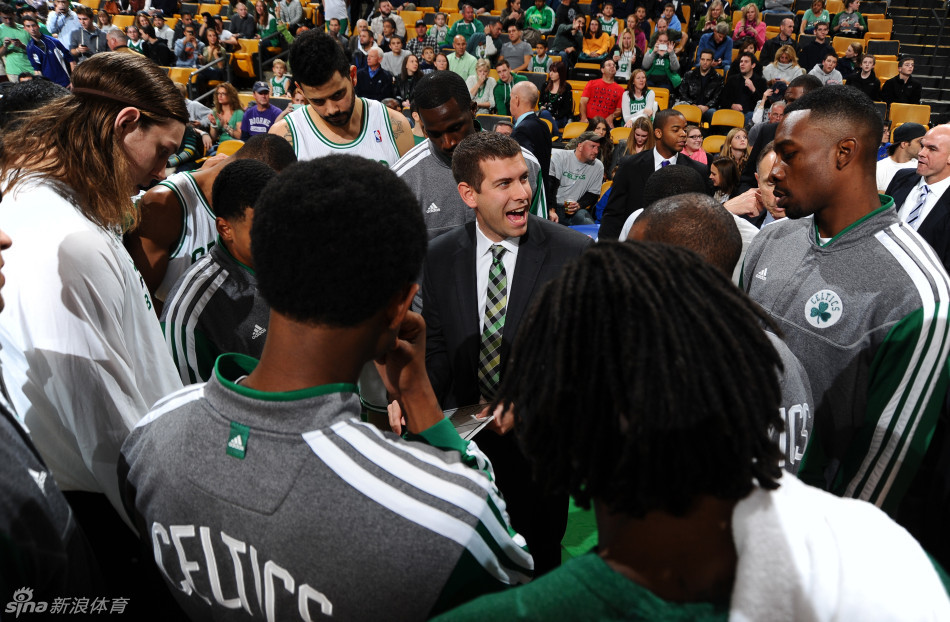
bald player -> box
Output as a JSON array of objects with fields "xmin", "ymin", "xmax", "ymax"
[
  {"xmin": 742, "ymin": 86, "xmax": 950, "ymax": 517},
  {"xmin": 631, "ymin": 192, "xmax": 813, "ymax": 473}
]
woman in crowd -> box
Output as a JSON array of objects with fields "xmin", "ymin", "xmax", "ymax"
[
  {"xmin": 694, "ymin": 0, "xmax": 729, "ymax": 40},
  {"xmin": 846, "ymin": 53, "xmax": 881, "ymax": 100},
  {"xmin": 397, "ymin": 53, "xmax": 423, "ymax": 108},
  {"xmin": 0, "ymin": 51, "xmax": 186, "ymax": 598},
  {"xmin": 467, "ymin": 58, "xmax": 496, "ymax": 111},
  {"xmin": 732, "ymin": 4, "xmax": 765, "ymax": 50},
  {"xmin": 719, "ymin": 126, "xmax": 750, "ymax": 174},
  {"xmin": 255, "ymin": 0, "xmax": 278, "ymax": 46},
  {"xmin": 501, "ymin": 0, "xmax": 526, "ymax": 29},
  {"xmin": 710, "ymin": 156, "xmax": 740, "ymax": 203},
  {"xmin": 621, "ymin": 69, "xmax": 656, "ymax": 126},
  {"xmin": 196, "ymin": 27, "xmax": 226, "ymax": 91},
  {"xmin": 434, "ymin": 52, "xmax": 450, "ymax": 71},
  {"xmin": 681, "ymin": 124, "xmax": 707, "ymax": 165},
  {"xmin": 135, "ymin": 10, "xmax": 151, "ymax": 32},
  {"xmin": 580, "ymin": 18, "xmax": 611, "ymax": 62},
  {"xmin": 800, "ymin": 0, "xmax": 829, "ymax": 35},
  {"xmin": 612, "ymin": 29, "xmax": 642, "ymax": 84},
  {"xmin": 624, "ymin": 9, "xmax": 648, "ymax": 52},
  {"xmin": 837, "ymin": 41, "xmax": 863, "ymax": 78},
  {"xmin": 610, "ymin": 116, "xmax": 654, "ymax": 177},
  {"xmin": 832, "ymin": 0, "xmax": 867, "ymax": 37},
  {"xmin": 540, "ymin": 60, "xmax": 574, "ymax": 129},
  {"xmin": 97, "ymin": 9, "xmax": 119, "ymax": 33},
  {"xmin": 587, "ymin": 116, "xmax": 614, "ymax": 176},
  {"xmin": 763, "ymin": 45, "xmax": 804, "ymax": 83},
  {"xmin": 208, "ymin": 82, "xmax": 244, "ymax": 146}
]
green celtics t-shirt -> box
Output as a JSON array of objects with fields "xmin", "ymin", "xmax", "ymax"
[{"xmin": 0, "ymin": 23, "xmax": 33, "ymax": 76}]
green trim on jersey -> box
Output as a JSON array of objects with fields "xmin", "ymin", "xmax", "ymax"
[
  {"xmin": 530, "ymin": 167, "xmax": 546, "ymax": 218},
  {"xmin": 214, "ymin": 353, "xmax": 360, "ymax": 401},
  {"xmin": 159, "ymin": 179, "xmax": 192, "ymax": 258},
  {"xmin": 815, "ymin": 195, "xmax": 894, "ymax": 247},
  {"xmin": 301, "ymin": 98, "xmax": 370, "ymax": 149},
  {"xmin": 183, "ymin": 171, "xmax": 214, "ymax": 218},
  {"xmin": 836, "ymin": 305, "xmax": 950, "ymax": 514},
  {"xmin": 286, "ymin": 112, "xmax": 301, "ymax": 157},
  {"xmin": 217, "ymin": 235, "xmax": 255, "ymax": 275}
]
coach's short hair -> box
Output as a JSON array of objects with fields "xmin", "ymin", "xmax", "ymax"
[{"xmin": 452, "ymin": 132, "xmax": 523, "ymax": 191}]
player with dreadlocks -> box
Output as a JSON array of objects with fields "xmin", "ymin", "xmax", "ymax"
[{"xmin": 434, "ymin": 241, "xmax": 950, "ymax": 621}]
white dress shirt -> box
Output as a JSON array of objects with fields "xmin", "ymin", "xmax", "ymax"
[
  {"xmin": 899, "ymin": 174, "xmax": 950, "ymax": 229},
  {"xmin": 652, "ymin": 148, "xmax": 677, "ymax": 171},
  {"xmin": 475, "ymin": 221, "xmax": 520, "ymax": 332}
]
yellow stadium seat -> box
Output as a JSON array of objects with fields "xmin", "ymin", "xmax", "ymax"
[
  {"xmin": 875, "ymin": 58, "xmax": 898, "ymax": 81},
  {"xmin": 710, "ymin": 109, "xmax": 745, "ymax": 130},
  {"xmin": 703, "ymin": 135, "xmax": 725, "ymax": 154},
  {"xmin": 199, "ymin": 4, "xmax": 222, "ymax": 16},
  {"xmin": 217, "ymin": 140, "xmax": 245, "ymax": 156},
  {"xmin": 167, "ymin": 67, "xmax": 194, "ymax": 85},
  {"xmin": 673, "ymin": 103, "xmax": 702, "ymax": 125},
  {"xmin": 832, "ymin": 36, "xmax": 863, "ymax": 57},
  {"xmin": 232, "ymin": 38, "xmax": 261, "ymax": 80},
  {"xmin": 610, "ymin": 127, "xmax": 631, "ymax": 142},
  {"xmin": 113, "ymin": 15, "xmax": 134, "ymax": 29},
  {"xmin": 652, "ymin": 87, "xmax": 669, "ymax": 111},
  {"xmin": 562, "ymin": 121, "xmax": 588, "ymax": 140},
  {"xmin": 889, "ymin": 103, "xmax": 931, "ymax": 126}
]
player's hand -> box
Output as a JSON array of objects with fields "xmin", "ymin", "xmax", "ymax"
[
  {"xmin": 201, "ymin": 153, "xmax": 229, "ymax": 169},
  {"xmin": 724, "ymin": 188, "xmax": 762, "ymax": 218},
  {"xmin": 387, "ymin": 400, "xmax": 406, "ymax": 434},
  {"xmin": 478, "ymin": 402, "xmax": 515, "ymax": 435},
  {"xmin": 374, "ymin": 306, "xmax": 427, "ymax": 401}
]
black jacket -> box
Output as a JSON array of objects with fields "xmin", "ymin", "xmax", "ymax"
[
  {"xmin": 881, "ymin": 75, "xmax": 922, "ymax": 106},
  {"xmin": 511, "ymin": 113, "xmax": 553, "ymax": 200},
  {"xmin": 718, "ymin": 72, "xmax": 767, "ymax": 113},
  {"xmin": 677, "ymin": 67, "xmax": 723, "ymax": 108},
  {"xmin": 395, "ymin": 73, "xmax": 420, "ymax": 104},
  {"xmin": 356, "ymin": 66, "xmax": 395, "ymax": 101},
  {"xmin": 599, "ymin": 150, "xmax": 710, "ymax": 239},
  {"xmin": 846, "ymin": 70, "xmax": 881, "ymax": 101},
  {"xmin": 886, "ymin": 169, "xmax": 950, "ymax": 271},
  {"xmin": 759, "ymin": 34, "xmax": 795, "ymax": 67},
  {"xmin": 797, "ymin": 39, "xmax": 835, "ymax": 72}
]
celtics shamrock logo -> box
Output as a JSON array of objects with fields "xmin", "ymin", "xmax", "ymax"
[{"xmin": 805, "ymin": 290, "xmax": 843, "ymax": 328}]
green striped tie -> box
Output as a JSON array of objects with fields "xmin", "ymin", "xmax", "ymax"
[{"xmin": 478, "ymin": 245, "xmax": 508, "ymax": 401}]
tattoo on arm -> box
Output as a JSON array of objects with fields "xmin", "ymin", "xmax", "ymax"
[
  {"xmin": 392, "ymin": 115, "xmax": 405, "ymax": 138},
  {"xmin": 282, "ymin": 126, "xmax": 294, "ymax": 148}
]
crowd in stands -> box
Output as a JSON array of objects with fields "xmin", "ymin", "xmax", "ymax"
[{"xmin": 2, "ymin": 0, "xmax": 950, "ymax": 620}]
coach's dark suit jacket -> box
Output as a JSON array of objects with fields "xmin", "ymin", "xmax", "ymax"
[
  {"xmin": 511, "ymin": 113, "xmax": 553, "ymax": 196},
  {"xmin": 887, "ymin": 169, "xmax": 950, "ymax": 271},
  {"xmin": 423, "ymin": 216, "xmax": 591, "ymax": 409},
  {"xmin": 422, "ymin": 215, "xmax": 591, "ymax": 573},
  {"xmin": 598, "ymin": 150, "xmax": 709, "ymax": 240}
]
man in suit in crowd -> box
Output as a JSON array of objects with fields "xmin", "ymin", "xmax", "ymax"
[
  {"xmin": 509, "ymin": 81, "xmax": 554, "ymax": 203},
  {"xmin": 422, "ymin": 132, "xmax": 591, "ymax": 575},
  {"xmin": 886, "ymin": 124, "xmax": 950, "ymax": 271},
  {"xmin": 599, "ymin": 108, "xmax": 709, "ymax": 239}
]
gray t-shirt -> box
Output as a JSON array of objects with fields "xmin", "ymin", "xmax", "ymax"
[
  {"xmin": 500, "ymin": 40, "xmax": 533, "ymax": 69},
  {"xmin": 549, "ymin": 149, "xmax": 604, "ymax": 204}
]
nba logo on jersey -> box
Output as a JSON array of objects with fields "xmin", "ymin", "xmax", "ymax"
[{"xmin": 374, "ymin": 130, "xmax": 382, "ymax": 143}]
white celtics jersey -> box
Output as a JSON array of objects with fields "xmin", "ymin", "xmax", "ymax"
[
  {"xmin": 154, "ymin": 171, "xmax": 219, "ymax": 302},
  {"xmin": 284, "ymin": 97, "xmax": 401, "ymax": 166}
]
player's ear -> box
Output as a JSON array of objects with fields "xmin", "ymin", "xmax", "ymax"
[
  {"xmin": 458, "ymin": 182, "xmax": 479, "ymax": 209},
  {"xmin": 835, "ymin": 137, "xmax": 857, "ymax": 170},
  {"xmin": 215, "ymin": 216, "xmax": 232, "ymax": 241}
]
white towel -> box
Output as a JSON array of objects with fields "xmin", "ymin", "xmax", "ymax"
[{"xmin": 730, "ymin": 475, "xmax": 950, "ymax": 621}]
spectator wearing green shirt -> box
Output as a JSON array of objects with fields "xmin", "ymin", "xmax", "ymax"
[
  {"xmin": 444, "ymin": 4, "xmax": 484, "ymax": 44},
  {"xmin": 0, "ymin": 4, "xmax": 33, "ymax": 82},
  {"xmin": 448, "ymin": 34, "xmax": 478, "ymax": 81},
  {"xmin": 524, "ymin": 0, "xmax": 555, "ymax": 34},
  {"xmin": 493, "ymin": 57, "xmax": 526, "ymax": 115}
]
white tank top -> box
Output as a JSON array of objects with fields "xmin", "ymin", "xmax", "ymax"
[
  {"xmin": 154, "ymin": 171, "xmax": 219, "ymax": 302},
  {"xmin": 284, "ymin": 98, "xmax": 401, "ymax": 167}
]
